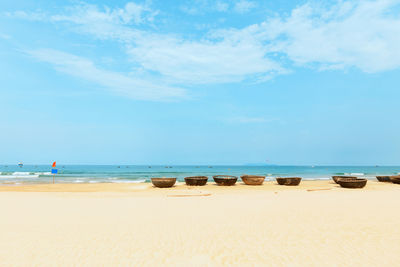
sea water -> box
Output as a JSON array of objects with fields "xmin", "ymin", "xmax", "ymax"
[{"xmin": 0, "ymin": 165, "xmax": 399, "ymax": 184}]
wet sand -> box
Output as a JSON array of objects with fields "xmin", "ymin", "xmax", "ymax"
[{"xmin": 0, "ymin": 180, "xmax": 399, "ymax": 266}]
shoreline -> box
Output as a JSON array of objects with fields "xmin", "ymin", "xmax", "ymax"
[
  {"xmin": 1, "ymin": 165, "xmax": 399, "ymax": 185},
  {"xmin": 0, "ymin": 180, "xmax": 398, "ymax": 192}
]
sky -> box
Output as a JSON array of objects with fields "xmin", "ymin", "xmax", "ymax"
[{"xmin": 0, "ymin": 0, "xmax": 400, "ymax": 165}]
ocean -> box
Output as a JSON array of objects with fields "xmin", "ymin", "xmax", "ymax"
[{"xmin": 0, "ymin": 165, "xmax": 399, "ymax": 184}]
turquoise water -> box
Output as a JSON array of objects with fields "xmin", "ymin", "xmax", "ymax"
[{"xmin": 0, "ymin": 165, "xmax": 399, "ymax": 184}]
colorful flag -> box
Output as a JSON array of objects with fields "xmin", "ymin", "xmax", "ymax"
[{"xmin": 52, "ymin": 161, "xmax": 56, "ymax": 168}]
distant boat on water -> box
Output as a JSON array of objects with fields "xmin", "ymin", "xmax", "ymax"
[{"xmin": 18, "ymin": 162, "xmax": 23, "ymax": 168}]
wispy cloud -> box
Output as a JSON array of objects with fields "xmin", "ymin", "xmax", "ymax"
[
  {"xmin": 234, "ymin": 0, "xmax": 256, "ymax": 14},
  {"xmin": 261, "ymin": 0, "xmax": 400, "ymax": 72},
  {"xmin": 7, "ymin": 0, "xmax": 400, "ymax": 101},
  {"xmin": 126, "ymin": 34, "xmax": 285, "ymax": 84},
  {"xmin": 206, "ymin": 0, "xmax": 400, "ymax": 73},
  {"xmin": 45, "ymin": 2, "xmax": 156, "ymax": 41},
  {"xmin": 51, "ymin": 2, "xmax": 158, "ymax": 25},
  {"xmin": 5, "ymin": 10, "xmax": 47, "ymax": 21},
  {"xmin": 180, "ymin": 0, "xmax": 255, "ymax": 15},
  {"xmin": 180, "ymin": 0, "xmax": 231, "ymax": 15},
  {"xmin": 22, "ymin": 1, "xmax": 285, "ymax": 84},
  {"xmin": 26, "ymin": 49, "xmax": 186, "ymax": 101}
]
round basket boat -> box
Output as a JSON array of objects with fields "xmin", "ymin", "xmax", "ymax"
[
  {"xmin": 389, "ymin": 176, "xmax": 400, "ymax": 184},
  {"xmin": 276, "ymin": 177, "xmax": 302, "ymax": 186},
  {"xmin": 241, "ymin": 175, "xmax": 265, "ymax": 185},
  {"xmin": 151, "ymin": 178, "xmax": 177, "ymax": 188},
  {"xmin": 184, "ymin": 176, "xmax": 208, "ymax": 186},
  {"xmin": 376, "ymin": 176, "xmax": 391, "ymax": 182},
  {"xmin": 332, "ymin": 176, "xmax": 357, "ymax": 184},
  {"xmin": 213, "ymin": 175, "xmax": 238, "ymax": 186},
  {"xmin": 337, "ymin": 178, "xmax": 367, "ymax": 189}
]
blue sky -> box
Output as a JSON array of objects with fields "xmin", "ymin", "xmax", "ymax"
[{"xmin": 1, "ymin": 0, "xmax": 400, "ymax": 165}]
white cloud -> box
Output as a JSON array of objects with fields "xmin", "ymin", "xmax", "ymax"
[
  {"xmin": 261, "ymin": 0, "xmax": 400, "ymax": 72},
  {"xmin": 180, "ymin": 0, "xmax": 255, "ymax": 14},
  {"xmin": 8, "ymin": 0, "xmax": 400, "ymax": 101},
  {"xmin": 205, "ymin": 0, "xmax": 400, "ymax": 73},
  {"xmin": 51, "ymin": 2, "xmax": 157, "ymax": 25},
  {"xmin": 234, "ymin": 0, "xmax": 256, "ymax": 14},
  {"xmin": 180, "ymin": 0, "xmax": 230, "ymax": 14},
  {"xmin": 126, "ymin": 33, "xmax": 285, "ymax": 84},
  {"xmin": 5, "ymin": 10, "xmax": 47, "ymax": 21},
  {"xmin": 26, "ymin": 49, "xmax": 186, "ymax": 101},
  {"xmin": 47, "ymin": 2, "xmax": 156, "ymax": 41},
  {"xmin": 31, "ymin": 2, "xmax": 286, "ymax": 84}
]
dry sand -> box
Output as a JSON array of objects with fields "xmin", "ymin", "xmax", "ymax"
[{"xmin": 0, "ymin": 180, "xmax": 399, "ymax": 266}]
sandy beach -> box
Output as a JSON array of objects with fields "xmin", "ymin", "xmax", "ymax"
[{"xmin": 1, "ymin": 180, "xmax": 400, "ymax": 266}]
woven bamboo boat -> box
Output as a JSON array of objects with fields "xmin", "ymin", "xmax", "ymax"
[
  {"xmin": 213, "ymin": 175, "xmax": 238, "ymax": 186},
  {"xmin": 332, "ymin": 176, "xmax": 357, "ymax": 184},
  {"xmin": 276, "ymin": 177, "xmax": 302, "ymax": 186},
  {"xmin": 151, "ymin": 178, "xmax": 177, "ymax": 188},
  {"xmin": 389, "ymin": 176, "xmax": 400, "ymax": 184},
  {"xmin": 376, "ymin": 176, "xmax": 391, "ymax": 182},
  {"xmin": 241, "ymin": 175, "xmax": 265, "ymax": 185},
  {"xmin": 337, "ymin": 178, "xmax": 367, "ymax": 188},
  {"xmin": 184, "ymin": 176, "xmax": 208, "ymax": 186}
]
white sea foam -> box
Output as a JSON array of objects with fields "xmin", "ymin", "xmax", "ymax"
[
  {"xmin": 0, "ymin": 172, "xmax": 39, "ymax": 179},
  {"xmin": 35, "ymin": 172, "xmax": 52, "ymax": 176},
  {"xmin": 12, "ymin": 172, "xmax": 31, "ymax": 176},
  {"xmin": 344, "ymin": 173, "xmax": 364, "ymax": 176}
]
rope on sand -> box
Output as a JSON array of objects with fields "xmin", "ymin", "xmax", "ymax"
[
  {"xmin": 307, "ymin": 188, "xmax": 332, "ymax": 192},
  {"xmin": 167, "ymin": 190, "xmax": 212, "ymax": 197}
]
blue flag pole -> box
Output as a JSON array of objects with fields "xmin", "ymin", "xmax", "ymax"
[{"xmin": 51, "ymin": 168, "xmax": 58, "ymax": 184}]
